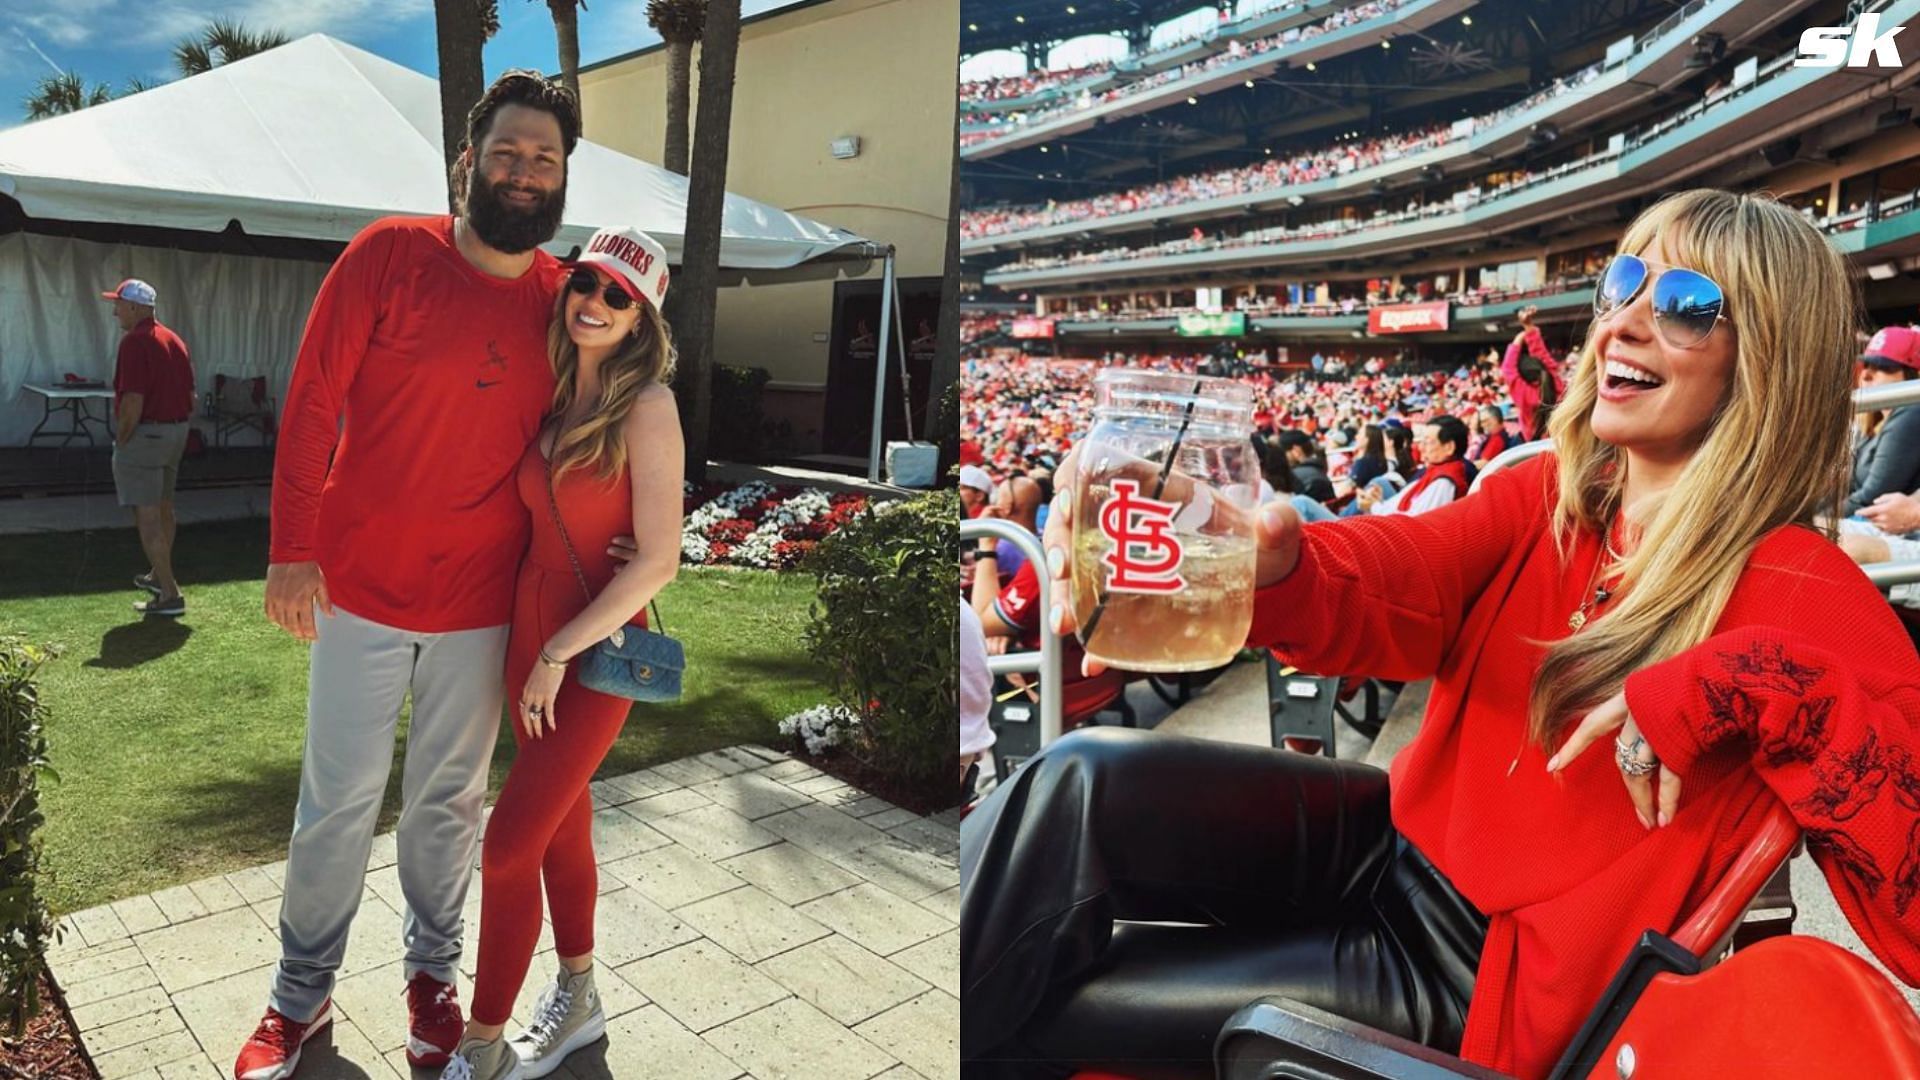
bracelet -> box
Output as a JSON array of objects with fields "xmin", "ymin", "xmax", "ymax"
[
  {"xmin": 539, "ymin": 648, "xmax": 568, "ymax": 671},
  {"xmin": 976, "ymin": 550, "xmax": 997, "ymax": 558}
]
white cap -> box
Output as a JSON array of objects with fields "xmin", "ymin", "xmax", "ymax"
[
  {"xmin": 573, "ymin": 227, "xmax": 670, "ymax": 307},
  {"xmin": 100, "ymin": 279, "xmax": 156, "ymax": 306},
  {"xmin": 958, "ymin": 465, "xmax": 993, "ymax": 493}
]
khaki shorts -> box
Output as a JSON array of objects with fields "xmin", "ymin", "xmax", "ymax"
[{"xmin": 112, "ymin": 422, "xmax": 189, "ymax": 507}]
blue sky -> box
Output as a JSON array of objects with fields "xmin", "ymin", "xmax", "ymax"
[{"xmin": 0, "ymin": 0, "xmax": 807, "ymax": 127}]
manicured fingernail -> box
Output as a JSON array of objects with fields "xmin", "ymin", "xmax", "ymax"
[
  {"xmin": 1047, "ymin": 547, "xmax": 1066, "ymax": 578},
  {"xmin": 1054, "ymin": 492, "xmax": 1071, "ymax": 520},
  {"xmin": 1544, "ymin": 755, "xmax": 1560, "ymax": 772},
  {"xmin": 1049, "ymin": 604, "xmax": 1064, "ymax": 634},
  {"xmin": 1639, "ymin": 812, "xmax": 1653, "ymax": 830},
  {"xmin": 1657, "ymin": 811, "xmax": 1671, "ymax": 828}
]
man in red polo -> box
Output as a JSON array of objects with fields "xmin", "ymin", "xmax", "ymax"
[{"xmin": 104, "ymin": 278, "xmax": 195, "ymax": 617}]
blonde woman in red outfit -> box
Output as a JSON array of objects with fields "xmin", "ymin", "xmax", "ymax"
[
  {"xmin": 443, "ymin": 226, "xmax": 683, "ymax": 1080},
  {"xmin": 961, "ymin": 189, "xmax": 1920, "ymax": 1079}
]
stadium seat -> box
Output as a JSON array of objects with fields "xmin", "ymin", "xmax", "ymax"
[{"xmin": 1052, "ymin": 797, "xmax": 1824, "ymax": 1080}]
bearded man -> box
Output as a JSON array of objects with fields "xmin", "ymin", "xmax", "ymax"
[{"xmin": 234, "ymin": 71, "xmax": 583, "ymax": 1080}]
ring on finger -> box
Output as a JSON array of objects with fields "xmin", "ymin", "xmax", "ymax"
[{"xmin": 1614, "ymin": 734, "xmax": 1659, "ymax": 777}]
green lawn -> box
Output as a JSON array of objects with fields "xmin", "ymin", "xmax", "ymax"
[{"xmin": 0, "ymin": 518, "xmax": 831, "ymax": 913}]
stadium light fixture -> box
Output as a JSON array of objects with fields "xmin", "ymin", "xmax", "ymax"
[
  {"xmin": 1015, "ymin": 14, "xmax": 1025, "ymax": 22},
  {"xmin": 1869, "ymin": 263, "xmax": 1900, "ymax": 280},
  {"xmin": 1306, "ymin": 62, "xmax": 1317, "ymax": 71},
  {"xmin": 1265, "ymin": 147, "xmax": 1274, "ymax": 155},
  {"xmin": 1188, "ymin": 96, "xmax": 1199, "ymax": 105},
  {"xmin": 968, "ymin": 23, "xmax": 977, "ymax": 31},
  {"xmin": 1040, "ymin": 146, "xmax": 1049, "ymax": 152},
  {"xmin": 1246, "ymin": 80, "xmax": 1256, "ymax": 88},
  {"xmin": 1462, "ymin": 15, "xmax": 1472, "ymax": 25},
  {"xmin": 1067, "ymin": 5, "xmax": 1077, "ymax": 12},
  {"xmin": 1287, "ymin": 195, "xmax": 1305, "ymax": 206},
  {"xmin": 1381, "ymin": 40, "xmax": 1391, "ymax": 50}
]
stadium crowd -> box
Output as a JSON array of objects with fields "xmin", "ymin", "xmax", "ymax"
[
  {"xmin": 960, "ymin": 64, "xmax": 1112, "ymax": 110},
  {"xmin": 960, "ymin": 0, "xmax": 1410, "ymax": 141}
]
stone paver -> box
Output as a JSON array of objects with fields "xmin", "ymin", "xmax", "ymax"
[
  {"xmin": 757, "ymin": 804, "xmax": 890, "ymax": 861},
  {"xmin": 650, "ymin": 804, "xmax": 783, "ymax": 862},
  {"xmin": 603, "ymin": 844, "xmax": 750, "ymax": 910},
  {"xmin": 678, "ymin": 885, "xmax": 832, "ymax": 964},
  {"xmin": 703, "ymin": 997, "xmax": 896, "ymax": 1080},
  {"xmin": 50, "ymin": 749, "xmax": 948, "ymax": 1080},
  {"xmin": 755, "ymin": 935, "xmax": 930, "ymax": 1025},
  {"xmin": 620, "ymin": 938, "xmax": 791, "ymax": 1032},
  {"xmin": 720, "ymin": 843, "xmax": 865, "ymax": 906},
  {"xmin": 798, "ymin": 883, "xmax": 950, "ymax": 958},
  {"xmin": 136, "ymin": 907, "xmax": 279, "ymax": 994},
  {"xmin": 855, "ymin": 991, "xmax": 959, "ymax": 1080},
  {"xmin": 889, "ymin": 929, "xmax": 959, "ymax": 997}
]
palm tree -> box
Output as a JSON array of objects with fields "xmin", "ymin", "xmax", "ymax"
[
  {"xmin": 21, "ymin": 71, "xmax": 111, "ymax": 121},
  {"xmin": 122, "ymin": 77, "xmax": 157, "ymax": 97},
  {"xmin": 172, "ymin": 18, "xmax": 290, "ymax": 77},
  {"xmin": 670, "ymin": 0, "xmax": 740, "ymax": 480},
  {"xmin": 646, "ymin": 0, "xmax": 706, "ymax": 175},
  {"xmin": 538, "ymin": 0, "xmax": 587, "ymax": 114},
  {"xmin": 433, "ymin": 0, "xmax": 502, "ymax": 211}
]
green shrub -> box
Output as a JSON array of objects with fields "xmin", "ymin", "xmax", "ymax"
[
  {"xmin": 803, "ymin": 490, "xmax": 959, "ymax": 805},
  {"xmin": 711, "ymin": 364, "xmax": 772, "ymax": 460},
  {"xmin": 934, "ymin": 379, "xmax": 960, "ymax": 482},
  {"xmin": 0, "ymin": 638, "xmax": 58, "ymax": 1037}
]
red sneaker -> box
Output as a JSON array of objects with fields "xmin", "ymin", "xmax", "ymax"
[
  {"xmin": 405, "ymin": 972, "xmax": 464, "ymax": 1068},
  {"xmin": 234, "ymin": 1000, "xmax": 332, "ymax": 1080}
]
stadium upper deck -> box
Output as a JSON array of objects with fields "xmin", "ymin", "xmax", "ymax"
[{"xmin": 961, "ymin": 0, "xmax": 1920, "ymax": 355}]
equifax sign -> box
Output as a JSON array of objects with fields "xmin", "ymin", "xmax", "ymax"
[{"xmin": 1797, "ymin": 13, "xmax": 1907, "ymax": 68}]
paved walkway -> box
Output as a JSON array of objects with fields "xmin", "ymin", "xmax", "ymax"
[{"xmin": 45, "ymin": 746, "xmax": 959, "ymax": 1080}]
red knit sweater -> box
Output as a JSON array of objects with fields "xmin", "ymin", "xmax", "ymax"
[{"xmin": 1247, "ymin": 452, "xmax": 1920, "ymax": 1078}]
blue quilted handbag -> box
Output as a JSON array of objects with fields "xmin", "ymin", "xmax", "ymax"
[{"xmin": 545, "ymin": 463, "xmax": 685, "ymax": 703}]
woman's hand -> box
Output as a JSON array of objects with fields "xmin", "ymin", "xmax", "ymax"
[
  {"xmin": 1042, "ymin": 446, "xmax": 1304, "ymax": 677},
  {"xmin": 1546, "ymin": 690, "xmax": 1680, "ymax": 829},
  {"xmin": 1860, "ymin": 492, "xmax": 1920, "ymax": 535},
  {"xmin": 520, "ymin": 658, "xmax": 564, "ymax": 739}
]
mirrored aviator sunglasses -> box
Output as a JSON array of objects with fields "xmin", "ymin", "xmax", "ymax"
[
  {"xmin": 568, "ymin": 268, "xmax": 636, "ymax": 311},
  {"xmin": 1593, "ymin": 253, "xmax": 1728, "ymax": 349}
]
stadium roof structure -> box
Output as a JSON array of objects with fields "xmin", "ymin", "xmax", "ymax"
[{"xmin": 963, "ymin": 0, "xmax": 1224, "ymax": 56}]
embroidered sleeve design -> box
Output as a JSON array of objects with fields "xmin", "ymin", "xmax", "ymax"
[
  {"xmin": 1761, "ymin": 696, "xmax": 1837, "ymax": 767},
  {"xmin": 1796, "ymin": 729, "xmax": 1889, "ymax": 822},
  {"xmin": 1807, "ymin": 827, "xmax": 1886, "ymax": 898},
  {"xmin": 1698, "ymin": 678, "xmax": 1760, "ymax": 749},
  {"xmin": 1723, "ymin": 639, "xmax": 1825, "ymax": 696},
  {"xmin": 1895, "ymin": 819, "xmax": 1920, "ymax": 918},
  {"xmin": 1884, "ymin": 744, "xmax": 1920, "ymax": 813}
]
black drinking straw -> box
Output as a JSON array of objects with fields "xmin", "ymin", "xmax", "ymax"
[{"xmin": 1078, "ymin": 378, "xmax": 1206, "ymax": 645}]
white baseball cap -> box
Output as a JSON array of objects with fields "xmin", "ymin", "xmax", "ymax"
[
  {"xmin": 958, "ymin": 465, "xmax": 993, "ymax": 493},
  {"xmin": 571, "ymin": 227, "xmax": 670, "ymax": 308},
  {"xmin": 100, "ymin": 278, "xmax": 157, "ymax": 306}
]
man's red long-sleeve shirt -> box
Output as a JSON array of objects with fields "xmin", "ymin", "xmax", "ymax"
[
  {"xmin": 1249, "ymin": 452, "xmax": 1920, "ymax": 1077},
  {"xmin": 270, "ymin": 216, "xmax": 559, "ymax": 632}
]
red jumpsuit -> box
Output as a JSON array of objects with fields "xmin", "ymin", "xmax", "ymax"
[{"xmin": 471, "ymin": 440, "xmax": 648, "ymax": 1025}]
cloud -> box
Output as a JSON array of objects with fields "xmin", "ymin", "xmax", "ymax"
[
  {"xmin": 10, "ymin": 27, "xmax": 68, "ymax": 74},
  {"xmin": 136, "ymin": 0, "xmax": 434, "ymax": 47}
]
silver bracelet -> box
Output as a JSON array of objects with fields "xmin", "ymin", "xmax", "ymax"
[{"xmin": 539, "ymin": 648, "xmax": 568, "ymax": 671}]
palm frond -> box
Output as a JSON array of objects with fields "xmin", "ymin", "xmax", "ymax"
[{"xmin": 646, "ymin": 0, "xmax": 706, "ymax": 41}]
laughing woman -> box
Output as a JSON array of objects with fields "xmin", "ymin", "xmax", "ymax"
[
  {"xmin": 961, "ymin": 190, "xmax": 1920, "ymax": 1079},
  {"xmin": 444, "ymin": 227, "xmax": 683, "ymax": 1080}
]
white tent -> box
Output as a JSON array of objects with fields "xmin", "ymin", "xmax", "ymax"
[
  {"xmin": 0, "ymin": 34, "xmax": 898, "ymax": 453},
  {"xmin": 0, "ymin": 33, "xmax": 877, "ymax": 268}
]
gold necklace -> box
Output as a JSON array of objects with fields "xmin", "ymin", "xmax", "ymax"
[{"xmin": 1568, "ymin": 525, "xmax": 1624, "ymax": 631}]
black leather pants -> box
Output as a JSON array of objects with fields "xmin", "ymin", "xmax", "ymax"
[{"xmin": 960, "ymin": 726, "xmax": 1487, "ymax": 1080}]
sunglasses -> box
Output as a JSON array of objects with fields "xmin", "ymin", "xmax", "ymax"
[
  {"xmin": 567, "ymin": 268, "xmax": 636, "ymax": 311},
  {"xmin": 1593, "ymin": 254, "xmax": 1729, "ymax": 349}
]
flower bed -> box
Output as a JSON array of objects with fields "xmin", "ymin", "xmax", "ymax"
[{"xmin": 681, "ymin": 481, "xmax": 871, "ymax": 570}]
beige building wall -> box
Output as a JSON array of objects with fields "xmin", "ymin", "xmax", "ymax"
[{"xmin": 579, "ymin": 0, "xmax": 957, "ymax": 452}]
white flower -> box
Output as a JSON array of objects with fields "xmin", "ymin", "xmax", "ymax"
[{"xmin": 777, "ymin": 703, "xmax": 862, "ymax": 755}]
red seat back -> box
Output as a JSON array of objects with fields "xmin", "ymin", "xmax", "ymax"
[
  {"xmin": 1670, "ymin": 795, "xmax": 1799, "ymax": 962},
  {"xmin": 1589, "ymin": 936, "xmax": 1920, "ymax": 1079}
]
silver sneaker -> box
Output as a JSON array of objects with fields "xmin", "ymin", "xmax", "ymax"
[
  {"xmin": 508, "ymin": 965, "xmax": 606, "ymax": 1079},
  {"xmin": 439, "ymin": 1035, "xmax": 522, "ymax": 1080}
]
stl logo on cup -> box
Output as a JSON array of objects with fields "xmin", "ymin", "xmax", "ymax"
[{"xmin": 1099, "ymin": 478, "xmax": 1187, "ymax": 593}]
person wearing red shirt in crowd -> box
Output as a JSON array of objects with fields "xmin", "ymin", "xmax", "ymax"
[
  {"xmin": 962, "ymin": 190, "xmax": 1920, "ymax": 1078},
  {"xmin": 970, "ymin": 554, "xmax": 1125, "ymax": 731},
  {"xmin": 236, "ymin": 72, "xmax": 596, "ymax": 1080},
  {"xmin": 1472, "ymin": 403, "xmax": 1514, "ymax": 466},
  {"xmin": 1501, "ymin": 304, "xmax": 1565, "ymax": 441},
  {"xmin": 103, "ymin": 278, "xmax": 195, "ymax": 618}
]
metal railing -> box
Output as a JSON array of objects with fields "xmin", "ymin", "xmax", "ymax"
[
  {"xmin": 962, "ymin": 518, "xmax": 1064, "ymax": 749},
  {"xmin": 1472, "ymin": 378, "xmax": 1920, "ymax": 587}
]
